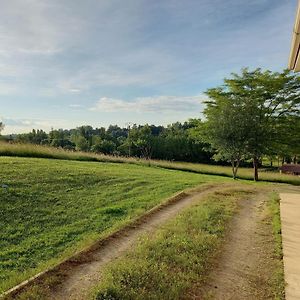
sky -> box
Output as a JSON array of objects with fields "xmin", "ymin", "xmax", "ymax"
[{"xmin": 0, "ymin": 0, "xmax": 297, "ymax": 134}]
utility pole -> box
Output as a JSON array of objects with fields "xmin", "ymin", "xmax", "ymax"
[{"xmin": 125, "ymin": 122, "xmax": 133, "ymax": 157}]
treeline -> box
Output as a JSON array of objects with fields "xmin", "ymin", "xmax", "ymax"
[{"xmin": 5, "ymin": 121, "xmax": 213, "ymax": 163}]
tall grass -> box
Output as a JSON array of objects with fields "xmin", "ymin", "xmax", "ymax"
[{"xmin": 0, "ymin": 142, "xmax": 299, "ymax": 185}]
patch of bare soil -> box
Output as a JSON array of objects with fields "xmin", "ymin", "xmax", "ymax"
[
  {"xmin": 193, "ymin": 190, "xmax": 278, "ymax": 300},
  {"xmin": 5, "ymin": 183, "xmax": 229, "ymax": 300}
]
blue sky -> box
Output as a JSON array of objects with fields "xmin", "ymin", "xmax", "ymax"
[{"xmin": 0, "ymin": 0, "xmax": 297, "ymax": 133}]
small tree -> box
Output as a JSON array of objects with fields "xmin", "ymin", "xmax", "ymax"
[
  {"xmin": 74, "ymin": 135, "xmax": 89, "ymax": 152},
  {"xmin": 203, "ymin": 91, "xmax": 248, "ymax": 179}
]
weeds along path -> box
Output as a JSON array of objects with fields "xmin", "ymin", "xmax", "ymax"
[
  {"xmin": 4, "ymin": 183, "xmax": 229, "ymax": 300},
  {"xmin": 197, "ymin": 189, "xmax": 278, "ymax": 300}
]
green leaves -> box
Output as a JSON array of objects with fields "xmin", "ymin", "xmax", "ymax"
[{"xmin": 202, "ymin": 68, "xmax": 300, "ymax": 180}]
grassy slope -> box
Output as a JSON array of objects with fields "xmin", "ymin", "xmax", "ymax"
[
  {"xmin": 0, "ymin": 156, "xmax": 224, "ymax": 293},
  {"xmin": 93, "ymin": 189, "xmax": 241, "ymax": 299},
  {"xmin": 1, "ymin": 142, "xmax": 299, "ymax": 185}
]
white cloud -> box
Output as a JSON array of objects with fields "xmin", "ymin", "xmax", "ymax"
[{"xmin": 90, "ymin": 95, "xmax": 205, "ymax": 113}]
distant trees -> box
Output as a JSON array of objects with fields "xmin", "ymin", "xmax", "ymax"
[
  {"xmin": 202, "ymin": 68, "xmax": 300, "ymax": 180},
  {"xmin": 16, "ymin": 129, "xmax": 48, "ymax": 144},
  {"xmin": 8, "ymin": 122, "xmax": 213, "ymax": 163}
]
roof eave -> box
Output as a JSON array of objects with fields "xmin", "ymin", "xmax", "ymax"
[{"xmin": 289, "ymin": 0, "xmax": 300, "ymax": 71}]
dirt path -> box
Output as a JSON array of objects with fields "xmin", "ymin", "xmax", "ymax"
[
  {"xmin": 6, "ymin": 184, "xmax": 227, "ymax": 300},
  {"xmin": 197, "ymin": 189, "xmax": 277, "ymax": 300}
]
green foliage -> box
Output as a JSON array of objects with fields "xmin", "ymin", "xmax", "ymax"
[
  {"xmin": 16, "ymin": 129, "xmax": 48, "ymax": 145},
  {"xmin": 0, "ymin": 156, "xmax": 216, "ymax": 293},
  {"xmin": 127, "ymin": 124, "xmax": 153, "ymax": 158},
  {"xmin": 74, "ymin": 135, "xmax": 90, "ymax": 151},
  {"xmin": 91, "ymin": 137, "xmax": 116, "ymax": 155},
  {"xmin": 202, "ymin": 68, "xmax": 300, "ymax": 180},
  {"xmin": 6, "ymin": 121, "xmax": 212, "ymax": 163},
  {"xmin": 94, "ymin": 191, "xmax": 240, "ymax": 299},
  {"xmin": 0, "ymin": 142, "xmax": 299, "ymax": 185}
]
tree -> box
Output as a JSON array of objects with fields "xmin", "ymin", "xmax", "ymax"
[
  {"xmin": 202, "ymin": 91, "xmax": 249, "ymax": 179},
  {"xmin": 91, "ymin": 136, "xmax": 116, "ymax": 155},
  {"xmin": 0, "ymin": 122, "xmax": 4, "ymax": 135},
  {"xmin": 203, "ymin": 68, "xmax": 300, "ymax": 181},
  {"xmin": 73, "ymin": 135, "xmax": 89, "ymax": 151},
  {"xmin": 131, "ymin": 125, "xmax": 153, "ymax": 159}
]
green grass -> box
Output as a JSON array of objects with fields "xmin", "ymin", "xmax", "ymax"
[
  {"xmin": 268, "ymin": 193, "xmax": 285, "ymax": 299},
  {"xmin": 1, "ymin": 142, "xmax": 299, "ymax": 185},
  {"xmin": 93, "ymin": 189, "xmax": 245, "ymax": 300},
  {"xmin": 0, "ymin": 156, "xmax": 225, "ymax": 293}
]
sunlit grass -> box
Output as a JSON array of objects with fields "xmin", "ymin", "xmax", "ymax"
[
  {"xmin": 1, "ymin": 142, "xmax": 299, "ymax": 185},
  {"xmin": 0, "ymin": 156, "xmax": 222, "ymax": 293}
]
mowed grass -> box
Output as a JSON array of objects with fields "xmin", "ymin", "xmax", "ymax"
[
  {"xmin": 0, "ymin": 156, "xmax": 224, "ymax": 293},
  {"xmin": 1, "ymin": 142, "xmax": 299, "ymax": 185},
  {"xmin": 93, "ymin": 189, "xmax": 244, "ymax": 299}
]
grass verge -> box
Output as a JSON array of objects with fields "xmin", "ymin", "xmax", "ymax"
[
  {"xmin": 1, "ymin": 142, "xmax": 299, "ymax": 185},
  {"xmin": 268, "ymin": 193, "xmax": 285, "ymax": 299},
  {"xmin": 92, "ymin": 189, "xmax": 244, "ymax": 299}
]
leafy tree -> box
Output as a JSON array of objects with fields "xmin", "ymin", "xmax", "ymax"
[
  {"xmin": 129, "ymin": 125, "xmax": 153, "ymax": 159},
  {"xmin": 203, "ymin": 90, "xmax": 249, "ymax": 178},
  {"xmin": 91, "ymin": 137, "xmax": 116, "ymax": 154},
  {"xmin": 74, "ymin": 135, "xmax": 89, "ymax": 152},
  {"xmin": 203, "ymin": 68, "xmax": 300, "ymax": 180}
]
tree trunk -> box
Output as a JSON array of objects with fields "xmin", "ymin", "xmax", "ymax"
[
  {"xmin": 253, "ymin": 156, "xmax": 259, "ymax": 181},
  {"xmin": 231, "ymin": 159, "xmax": 240, "ymax": 180},
  {"xmin": 231, "ymin": 160, "xmax": 236, "ymax": 179}
]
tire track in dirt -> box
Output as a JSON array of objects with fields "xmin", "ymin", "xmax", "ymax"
[{"xmin": 195, "ymin": 189, "xmax": 282, "ymax": 300}]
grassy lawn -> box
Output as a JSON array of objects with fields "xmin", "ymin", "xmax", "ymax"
[
  {"xmin": 0, "ymin": 156, "xmax": 225, "ymax": 293},
  {"xmin": 93, "ymin": 189, "xmax": 242, "ymax": 299},
  {"xmin": 1, "ymin": 142, "xmax": 299, "ymax": 185}
]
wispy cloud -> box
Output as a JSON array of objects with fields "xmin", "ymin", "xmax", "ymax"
[
  {"xmin": 0, "ymin": 0, "xmax": 296, "ymax": 132},
  {"xmin": 90, "ymin": 95, "xmax": 205, "ymax": 113}
]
